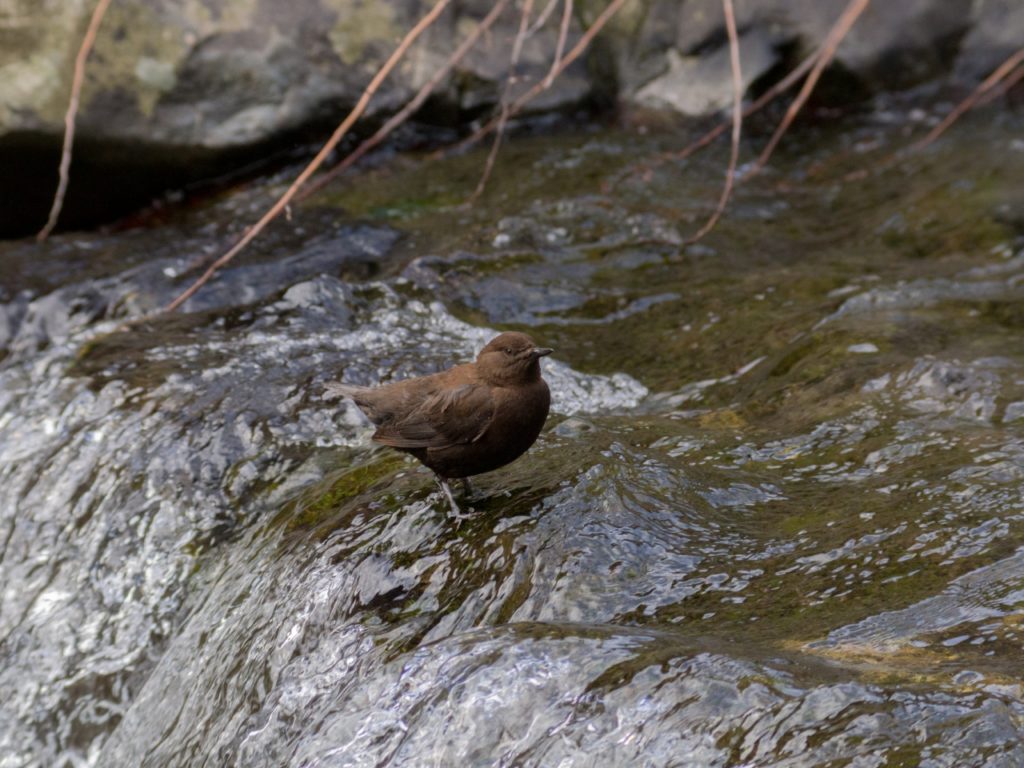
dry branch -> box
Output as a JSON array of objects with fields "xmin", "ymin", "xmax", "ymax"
[
  {"xmin": 530, "ymin": 0, "xmax": 562, "ymax": 34},
  {"xmin": 37, "ymin": 0, "xmax": 113, "ymax": 241},
  {"xmin": 544, "ymin": 0, "xmax": 574, "ymax": 89},
  {"xmin": 440, "ymin": 0, "xmax": 630, "ymax": 160},
  {"xmin": 163, "ymin": 0, "xmax": 454, "ymax": 314},
  {"xmin": 683, "ymin": 0, "xmax": 742, "ymax": 245},
  {"xmin": 975, "ymin": 62, "xmax": 1024, "ymax": 108},
  {"xmin": 468, "ymin": 0, "xmax": 536, "ymax": 204},
  {"xmin": 837, "ymin": 49, "xmax": 1024, "ymax": 183},
  {"xmin": 620, "ymin": 48, "xmax": 820, "ymax": 188},
  {"xmin": 750, "ymin": 0, "xmax": 870, "ymax": 174},
  {"xmin": 913, "ymin": 46, "xmax": 1024, "ymax": 151},
  {"xmin": 297, "ymin": 0, "xmax": 513, "ymax": 202}
]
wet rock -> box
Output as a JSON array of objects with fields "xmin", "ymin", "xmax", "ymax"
[
  {"xmin": 814, "ymin": 548, "xmax": 1024, "ymax": 653},
  {"xmin": 455, "ymin": 0, "xmax": 591, "ymax": 113},
  {"xmin": 0, "ymin": 0, "xmax": 591, "ymax": 235},
  {"xmin": 888, "ymin": 358, "xmax": 1007, "ymax": 423},
  {"xmin": 0, "ymin": 194, "xmax": 648, "ymax": 765},
  {"xmin": 0, "ymin": 291, "xmax": 29, "ymax": 353},
  {"xmin": 955, "ymin": 0, "xmax": 1024, "ymax": 82},
  {"xmin": 634, "ymin": 30, "xmax": 778, "ymax": 117},
  {"xmin": 821, "ymin": 277, "xmax": 1022, "ymax": 326},
  {"xmin": 1, "ymin": 0, "xmax": 994, "ymax": 155},
  {"xmin": 0, "ymin": 0, "xmax": 595, "ymax": 150},
  {"xmin": 2, "ymin": 0, "xmax": 405, "ymax": 148},
  {"xmin": 3, "ymin": 112, "xmax": 1024, "ymax": 767},
  {"xmin": 401, "ymin": 199, "xmax": 682, "ymax": 329},
  {"xmin": 619, "ymin": 0, "xmax": 976, "ymax": 116},
  {"xmin": 2, "ymin": 284, "xmax": 110, "ymax": 357}
]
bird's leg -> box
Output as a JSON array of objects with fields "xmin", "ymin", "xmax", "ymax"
[
  {"xmin": 460, "ymin": 477, "xmax": 475, "ymax": 498},
  {"xmin": 436, "ymin": 475, "xmax": 470, "ymax": 523}
]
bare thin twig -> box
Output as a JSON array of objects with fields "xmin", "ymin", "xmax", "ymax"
[
  {"xmin": 974, "ymin": 61, "xmax": 1024, "ymax": 107},
  {"xmin": 684, "ymin": 0, "xmax": 742, "ymax": 245},
  {"xmin": 750, "ymin": 0, "xmax": 870, "ymax": 174},
  {"xmin": 621, "ymin": 47, "xmax": 820, "ymax": 187},
  {"xmin": 833, "ymin": 52, "xmax": 1024, "ymax": 183},
  {"xmin": 37, "ymin": 0, "xmax": 113, "ymax": 241},
  {"xmin": 468, "ymin": 0, "xmax": 535, "ymax": 204},
  {"xmin": 439, "ymin": 0, "xmax": 629, "ymax": 160},
  {"xmin": 163, "ymin": 0, "xmax": 454, "ymax": 314},
  {"xmin": 296, "ymin": 0, "xmax": 513, "ymax": 202},
  {"xmin": 913, "ymin": 46, "xmax": 1024, "ymax": 150},
  {"xmin": 975, "ymin": 62, "xmax": 1024, "ymax": 108},
  {"xmin": 544, "ymin": 0, "xmax": 574, "ymax": 89},
  {"xmin": 529, "ymin": 0, "xmax": 562, "ymax": 34}
]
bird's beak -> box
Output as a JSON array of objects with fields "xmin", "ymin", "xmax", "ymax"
[{"xmin": 531, "ymin": 347, "xmax": 553, "ymax": 358}]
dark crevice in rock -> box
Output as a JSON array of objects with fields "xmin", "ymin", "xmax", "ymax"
[
  {"xmin": 0, "ymin": 94, "xmax": 601, "ymax": 242},
  {"xmin": 0, "ymin": 121, "xmax": 357, "ymax": 241},
  {"xmin": 865, "ymin": 25, "xmax": 972, "ymax": 92}
]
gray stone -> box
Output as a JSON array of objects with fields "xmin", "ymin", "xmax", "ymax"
[
  {"xmin": 1, "ymin": 0, "xmax": 418, "ymax": 149},
  {"xmin": 622, "ymin": 0, "xmax": 976, "ymax": 115},
  {"xmin": 0, "ymin": 0, "xmax": 594, "ymax": 235},
  {"xmin": 0, "ymin": 0, "xmax": 593, "ymax": 151},
  {"xmin": 634, "ymin": 29, "xmax": 778, "ymax": 116},
  {"xmin": 1, "ymin": 0, "xmax": 1009, "ymax": 150},
  {"xmin": 955, "ymin": 0, "xmax": 1024, "ymax": 81}
]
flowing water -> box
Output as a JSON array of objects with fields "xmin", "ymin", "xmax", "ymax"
[{"xmin": 2, "ymin": 100, "xmax": 1024, "ymax": 767}]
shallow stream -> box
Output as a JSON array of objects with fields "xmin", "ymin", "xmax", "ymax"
[{"xmin": 2, "ymin": 101, "xmax": 1024, "ymax": 766}]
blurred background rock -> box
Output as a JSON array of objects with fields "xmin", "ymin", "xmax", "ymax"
[{"xmin": 1, "ymin": 0, "xmax": 1020, "ymax": 237}]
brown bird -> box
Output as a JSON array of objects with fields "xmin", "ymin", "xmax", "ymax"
[{"xmin": 326, "ymin": 331, "xmax": 552, "ymax": 516}]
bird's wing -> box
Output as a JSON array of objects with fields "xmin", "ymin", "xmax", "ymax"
[{"xmin": 371, "ymin": 383, "xmax": 494, "ymax": 450}]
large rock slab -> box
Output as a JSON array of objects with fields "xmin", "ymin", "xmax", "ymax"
[
  {"xmin": 614, "ymin": 0, "xmax": 977, "ymax": 115},
  {"xmin": 1, "ymin": 0, "xmax": 1006, "ymax": 151},
  {"xmin": 0, "ymin": 0, "xmax": 591, "ymax": 149},
  {"xmin": 955, "ymin": 0, "xmax": 1024, "ymax": 80},
  {"xmin": 0, "ymin": 0, "xmax": 590, "ymax": 236}
]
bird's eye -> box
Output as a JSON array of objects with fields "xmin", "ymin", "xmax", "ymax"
[{"xmin": 504, "ymin": 347, "xmax": 514, "ymax": 355}]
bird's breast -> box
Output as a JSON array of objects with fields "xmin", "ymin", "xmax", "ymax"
[
  {"xmin": 484, "ymin": 380, "xmax": 550, "ymax": 450},
  {"xmin": 425, "ymin": 378, "xmax": 550, "ymax": 478}
]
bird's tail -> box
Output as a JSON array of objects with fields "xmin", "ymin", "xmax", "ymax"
[{"xmin": 324, "ymin": 382, "xmax": 369, "ymax": 401}]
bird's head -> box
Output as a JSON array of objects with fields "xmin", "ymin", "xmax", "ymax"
[{"xmin": 476, "ymin": 331, "xmax": 552, "ymax": 385}]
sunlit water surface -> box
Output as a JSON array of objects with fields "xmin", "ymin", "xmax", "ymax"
[{"xmin": 2, "ymin": 103, "xmax": 1024, "ymax": 766}]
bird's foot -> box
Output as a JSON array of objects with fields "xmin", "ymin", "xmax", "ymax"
[{"xmin": 437, "ymin": 477, "xmax": 472, "ymax": 526}]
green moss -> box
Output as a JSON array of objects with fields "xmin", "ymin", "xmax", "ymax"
[
  {"xmin": 0, "ymin": 5, "xmax": 85, "ymax": 124},
  {"xmin": 977, "ymin": 299, "xmax": 1024, "ymax": 329},
  {"xmin": 85, "ymin": 3, "xmax": 189, "ymax": 118},
  {"xmin": 328, "ymin": 1, "xmax": 398, "ymax": 66},
  {"xmin": 283, "ymin": 452, "xmax": 409, "ymax": 533}
]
